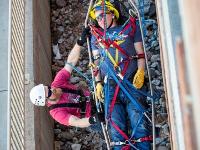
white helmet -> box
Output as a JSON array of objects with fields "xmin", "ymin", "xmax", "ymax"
[{"xmin": 29, "ymin": 84, "xmax": 46, "ymax": 106}]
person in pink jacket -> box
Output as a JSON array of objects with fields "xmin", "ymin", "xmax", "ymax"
[{"xmin": 29, "ymin": 28, "xmax": 104, "ymax": 128}]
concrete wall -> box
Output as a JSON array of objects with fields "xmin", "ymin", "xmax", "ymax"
[
  {"xmin": 25, "ymin": 0, "xmax": 35, "ymax": 149},
  {"xmin": 25, "ymin": 0, "xmax": 54, "ymax": 150},
  {"xmin": 0, "ymin": 0, "xmax": 9, "ymax": 149},
  {"xmin": 33, "ymin": 0, "xmax": 54, "ymax": 149}
]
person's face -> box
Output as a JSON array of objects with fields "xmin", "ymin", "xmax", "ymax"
[
  {"xmin": 95, "ymin": 10, "xmax": 113, "ymax": 29},
  {"xmin": 45, "ymin": 86, "xmax": 62, "ymax": 104}
]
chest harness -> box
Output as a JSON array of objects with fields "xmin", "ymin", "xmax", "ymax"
[{"xmin": 48, "ymin": 88, "xmax": 91, "ymax": 117}]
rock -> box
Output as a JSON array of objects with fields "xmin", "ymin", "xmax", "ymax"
[
  {"xmin": 149, "ymin": 68, "xmax": 156, "ymax": 78},
  {"xmin": 72, "ymin": 137, "xmax": 79, "ymax": 144},
  {"xmin": 156, "ymin": 86, "xmax": 164, "ymax": 91},
  {"xmin": 155, "ymin": 46, "xmax": 160, "ymax": 51},
  {"xmin": 155, "ymin": 70, "xmax": 161, "ymax": 76},
  {"xmin": 58, "ymin": 38, "xmax": 64, "ymax": 44},
  {"xmin": 52, "ymin": 10, "xmax": 60, "ymax": 17},
  {"xmin": 152, "ymin": 79, "xmax": 161, "ymax": 86},
  {"xmin": 54, "ymin": 129, "xmax": 62, "ymax": 134},
  {"xmin": 70, "ymin": 77, "xmax": 80, "ymax": 84},
  {"xmin": 71, "ymin": 144, "xmax": 81, "ymax": 150},
  {"xmin": 151, "ymin": 40, "xmax": 159, "ymax": 48},
  {"xmin": 151, "ymin": 62, "xmax": 159, "ymax": 68},
  {"xmin": 52, "ymin": 65, "xmax": 62, "ymax": 73},
  {"xmin": 54, "ymin": 141, "xmax": 61, "ymax": 150},
  {"xmin": 60, "ymin": 131, "xmax": 74, "ymax": 140},
  {"xmin": 151, "ymin": 54, "xmax": 160, "ymax": 62},
  {"xmin": 162, "ymin": 124, "xmax": 170, "ymax": 136},
  {"xmin": 145, "ymin": 46, "xmax": 151, "ymax": 51},
  {"xmin": 157, "ymin": 145, "xmax": 168, "ymax": 150},
  {"xmin": 60, "ymin": 138, "xmax": 67, "ymax": 142},
  {"xmin": 134, "ymin": 0, "xmax": 151, "ymax": 14},
  {"xmin": 53, "ymin": 44, "xmax": 62, "ymax": 60},
  {"xmin": 148, "ymin": 3, "xmax": 156, "ymax": 17},
  {"xmin": 76, "ymin": 66, "xmax": 83, "ymax": 72},
  {"xmin": 56, "ymin": 0, "xmax": 67, "ymax": 7},
  {"xmin": 57, "ymin": 26, "xmax": 65, "ymax": 32},
  {"xmin": 55, "ymin": 60, "xmax": 65, "ymax": 67},
  {"xmin": 82, "ymin": 59, "xmax": 89, "ymax": 65}
]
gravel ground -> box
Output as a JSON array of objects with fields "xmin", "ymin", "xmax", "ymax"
[{"xmin": 50, "ymin": 0, "xmax": 170, "ymax": 149}]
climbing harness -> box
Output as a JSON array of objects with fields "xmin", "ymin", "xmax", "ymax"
[
  {"xmin": 47, "ymin": 62, "xmax": 96, "ymax": 116},
  {"xmin": 48, "ymin": 87, "xmax": 91, "ymax": 117},
  {"xmin": 110, "ymin": 135, "xmax": 153, "ymax": 146},
  {"xmin": 48, "ymin": 99, "xmax": 90, "ymax": 115}
]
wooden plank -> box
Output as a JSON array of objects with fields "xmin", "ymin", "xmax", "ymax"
[
  {"xmin": 175, "ymin": 38, "xmax": 197, "ymax": 150},
  {"xmin": 155, "ymin": 0, "xmax": 176, "ymax": 149},
  {"xmin": 181, "ymin": 0, "xmax": 200, "ymax": 149}
]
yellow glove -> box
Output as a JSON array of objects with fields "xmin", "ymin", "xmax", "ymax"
[
  {"xmin": 133, "ymin": 68, "xmax": 145, "ymax": 89},
  {"xmin": 95, "ymin": 82, "xmax": 104, "ymax": 102},
  {"xmin": 88, "ymin": 62, "xmax": 96, "ymax": 68}
]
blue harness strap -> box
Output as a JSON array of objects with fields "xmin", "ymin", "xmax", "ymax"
[{"xmin": 104, "ymin": 62, "xmax": 146, "ymax": 113}]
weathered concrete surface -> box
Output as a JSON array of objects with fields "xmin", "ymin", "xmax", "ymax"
[
  {"xmin": 25, "ymin": 0, "xmax": 54, "ymax": 150},
  {"xmin": 33, "ymin": 0, "xmax": 54, "ymax": 149}
]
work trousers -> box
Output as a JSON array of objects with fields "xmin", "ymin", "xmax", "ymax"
[{"xmin": 104, "ymin": 82, "xmax": 151, "ymax": 150}]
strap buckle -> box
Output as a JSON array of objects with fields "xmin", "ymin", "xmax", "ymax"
[
  {"xmin": 79, "ymin": 96, "xmax": 90, "ymax": 114},
  {"xmin": 110, "ymin": 141, "xmax": 126, "ymax": 146},
  {"xmin": 129, "ymin": 54, "xmax": 145, "ymax": 60},
  {"xmin": 130, "ymin": 135, "xmax": 153, "ymax": 143},
  {"xmin": 110, "ymin": 140, "xmax": 132, "ymax": 146},
  {"xmin": 114, "ymin": 66, "xmax": 121, "ymax": 72}
]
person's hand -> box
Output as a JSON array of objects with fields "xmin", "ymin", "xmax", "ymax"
[
  {"xmin": 89, "ymin": 112, "xmax": 105, "ymax": 124},
  {"xmin": 77, "ymin": 26, "xmax": 90, "ymax": 46},
  {"xmin": 88, "ymin": 62, "xmax": 96, "ymax": 68},
  {"xmin": 95, "ymin": 112, "xmax": 105, "ymax": 123},
  {"xmin": 95, "ymin": 82, "xmax": 104, "ymax": 102},
  {"xmin": 133, "ymin": 68, "xmax": 145, "ymax": 89}
]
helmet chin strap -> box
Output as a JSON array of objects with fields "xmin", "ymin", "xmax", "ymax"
[
  {"xmin": 100, "ymin": 18, "xmax": 114, "ymax": 30},
  {"xmin": 106, "ymin": 18, "xmax": 114, "ymax": 29}
]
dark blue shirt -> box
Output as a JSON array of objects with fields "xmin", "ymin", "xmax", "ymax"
[{"xmin": 91, "ymin": 21, "xmax": 142, "ymax": 80}]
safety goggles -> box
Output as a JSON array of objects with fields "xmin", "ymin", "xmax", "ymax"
[
  {"xmin": 47, "ymin": 86, "xmax": 52, "ymax": 98},
  {"xmin": 96, "ymin": 11, "xmax": 111, "ymax": 22}
]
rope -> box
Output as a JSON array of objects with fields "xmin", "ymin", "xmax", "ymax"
[
  {"xmin": 105, "ymin": 62, "xmax": 146, "ymax": 113},
  {"xmin": 65, "ymin": 62, "xmax": 94, "ymax": 90},
  {"xmin": 85, "ymin": 1, "xmax": 111, "ymax": 149},
  {"xmin": 137, "ymin": 1, "xmax": 157, "ymax": 150},
  {"xmin": 128, "ymin": 0, "xmax": 158, "ymax": 149}
]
